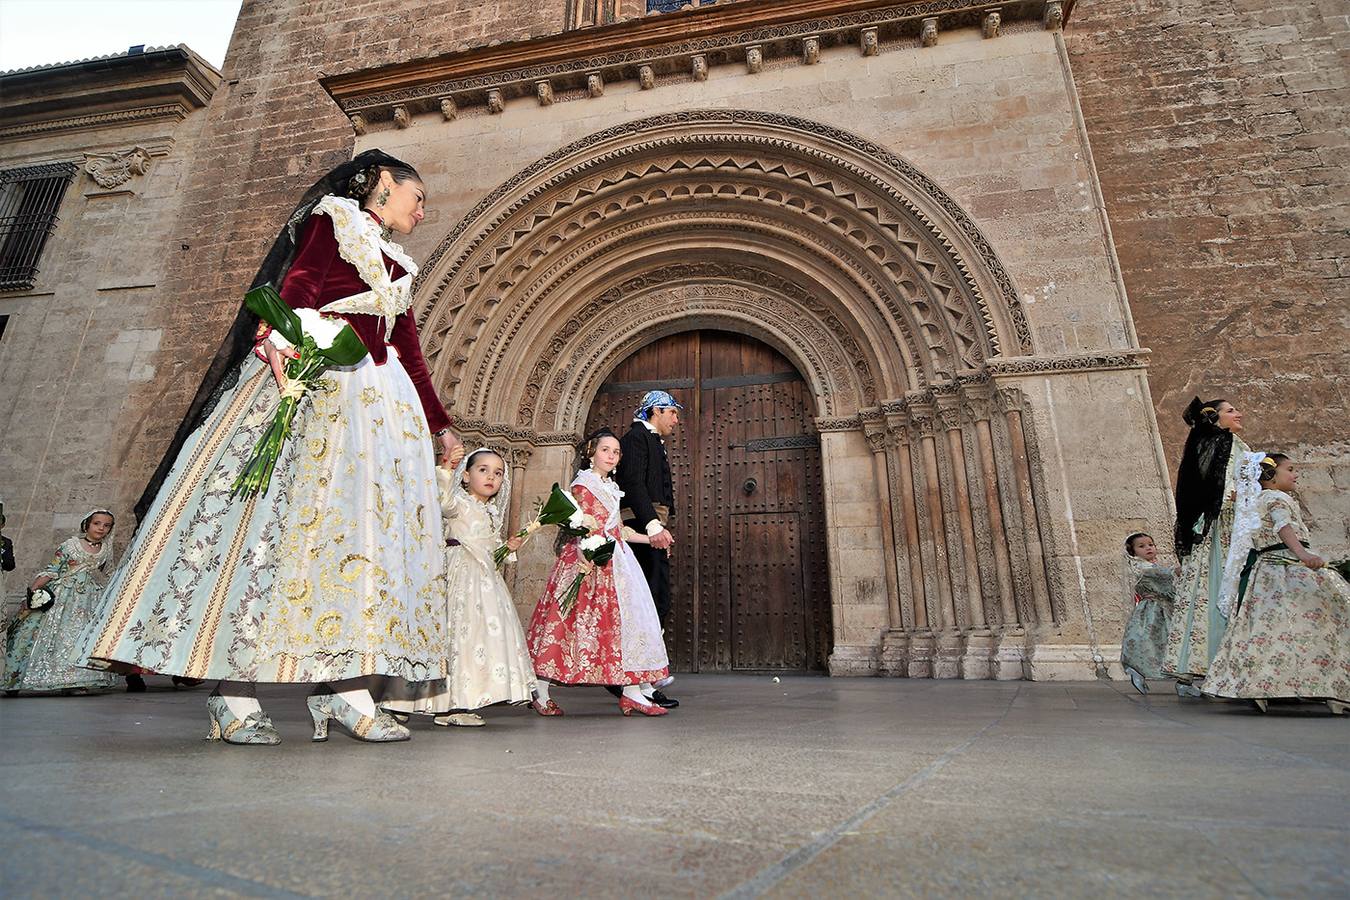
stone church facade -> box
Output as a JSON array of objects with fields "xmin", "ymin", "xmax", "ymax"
[{"xmin": 1, "ymin": 0, "xmax": 1344, "ymax": 678}]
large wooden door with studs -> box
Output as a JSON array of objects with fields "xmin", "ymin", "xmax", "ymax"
[{"xmin": 585, "ymin": 330, "xmax": 831, "ymax": 672}]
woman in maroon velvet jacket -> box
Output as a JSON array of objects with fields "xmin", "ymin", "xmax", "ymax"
[{"xmin": 79, "ymin": 153, "xmax": 463, "ymax": 746}]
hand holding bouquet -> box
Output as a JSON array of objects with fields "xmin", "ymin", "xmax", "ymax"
[
  {"xmin": 492, "ymin": 483, "xmax": 599, "ymax": 567},
  {"xmin": 557, "ymin": 533, "xmax": 617, "ymax": 615},
  {"xmin": 232, "ymin": 286, "xmax": 370, "ymax": 499}
]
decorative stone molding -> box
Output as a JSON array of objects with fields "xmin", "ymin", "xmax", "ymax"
[
  {"xmin": 350, "ymin": 113, "xmax": 367, "ymax": 135},
  {"xmin": 860, "ymin": 26, "xmax": 880, "ymax": 56},
  {"xmin": 0, "ymin": 104, "xmax": 191, "ymax": 140},
  {"xmin": 802, "ymin": 35, "xmax": 821, "ymax": 65},
  {"xmin": 815, "ymin": 415, "xmax": 862, "ymax": 432},
  {"xmin": 586, "ymin": 72, "xmax": 604, "ymax": 97},
  {"xmin": 985, "ymin": 349, "xmax": 1150, "ymax": 377},
  {"xmin": 414, "ymin": 111, "xmax": 1034, "ymax": 403},
  {"xmin": 638, "ymin": 65, "xmax": 656, "ymax": 89},
  {"xmin": 920, "ymin": 17, "xmax": 938, "ymax": 46},
  {"xmin": 324, "ymin": 1, "xmax": 1075, "ymax": 124},
  {"xmin": 1044, "ymin": 0, "xmax": 1064, "ymax": 30},
  {"xmin": 392, "ymin": 104, "xmax": 411, "ymax": 128},
  {"xmin": 439, "ymin": 97, "xmax": 458, "ymax": 120},
  {"xmin": 536, "ymin": 81, "xmax": 555, "ymax": 105},
  {"xmin": 982, "ymin": 10, "xmax": 1001, "ymax": 39},
  {"xmin": 83, "ymin": 147, "xmax": 150, "ymax": 189},
  {"xmin": 745, "ymin": 45, "xmax": 763, "ymax": 74},
  {"xmin": 691, "ymin": 54, "xmax": 709, "ymax": 80},
  {"xmin": 486, "ymin": 88, "xmax": 505, "ymax": 114}
]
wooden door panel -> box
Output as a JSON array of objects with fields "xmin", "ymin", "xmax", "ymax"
[
  {"xmin": 585, "ymin": 329, "xmax": 829, "ymax": 672},
  {"xmin": 730, "ymin": 513, "xmax": 806, "ymax": 670}
]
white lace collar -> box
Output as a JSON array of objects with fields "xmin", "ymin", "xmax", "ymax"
[
  {"xmin": 311, "ymin": 195, "xmax": 419, "ymax": 340},
  {"xmin": 572, "ymin": 468, "xmax": 624, "ymax": 524}
]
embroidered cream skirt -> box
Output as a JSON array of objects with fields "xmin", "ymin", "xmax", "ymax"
[{"xmin": 79, "ymin": 352, "xmax": 447, "ymax": 683}]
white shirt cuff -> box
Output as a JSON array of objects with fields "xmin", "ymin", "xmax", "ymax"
[{"xmin": 645, "ymin": 520, "xmax": 665, "ymax": 536}]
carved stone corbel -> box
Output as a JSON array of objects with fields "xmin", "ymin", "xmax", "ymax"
[
  {"xmin": 802, "ymin": 35, "xmax": 821, "ymax": 65},
  {"xmin": 392, "ymin": 105, "xmax": 411, "ymax": 129},
  {"xmin": 691, "ymin": 55, "xmax": 708, "ymax": 81},
  {"xmin": 349, "ymin": 113, "xmax": 367, "ymax": 135},
  {"xmin": 638, "ymin": 65, "xmax": 656, "ymax": 90},
  {"xmin": 746, "ymin": 45, "xmax": 763, "ymax": 74},
  {"xmin": 536, "ymin": 81, "xmax": 555, "ymax": 105},
  {"xmin": 439, "ymin": 98, "xmax": 458, "ymax": 121},
  {"xmin": 1044, "ymin": 0, "xmax": 1064, "ymax": 30},
  {"xmin": 860, "ymin": 27, "xmax": 879, "ymax": 56},
  {"xmin": 982, "ymin": 11, "xmax": 1001, "ymax": 39},
  {"xmin": 486, "ymin": 88, "xmax": 505, "ymax": 114},
  {"xmin": 920, "ymin": 17, "xmax": 938, "ymax": 47},
  {"xmin": 83, "ymin": 146, "xmax": 150, "ymax": 189},
  {"xmin": 586, "ymin": 72, "xmax": 604, "ymax": 97}
]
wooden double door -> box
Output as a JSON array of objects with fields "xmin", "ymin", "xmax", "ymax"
[{"xmin": 585, "ymin": 330, "xmax": 831, "ymax": 672}]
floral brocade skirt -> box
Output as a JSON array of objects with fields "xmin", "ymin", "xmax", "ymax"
[
  {"xmin": 1120, "ymin": 598, "xmax": 1173, "ymax": 680},
  {"xmin": 1204, "ymin": 554, "xmax": 1350, "ymax": 702},
  {"xmin": 78, "ymin": 353, "xmax": 447, "ymax": 683}
]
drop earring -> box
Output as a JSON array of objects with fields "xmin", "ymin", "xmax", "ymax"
[{"xmin": 376, "ymin": 187, "xmax": 390, "ymax": 206}]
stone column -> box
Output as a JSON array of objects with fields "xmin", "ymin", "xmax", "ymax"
[
  {"xmin": 998, "ymin": 386, "xmax": 1054, "ymax": 624},
  {"xmin": 887, "ymin": 405, "xmax": 929, "ymax": 677},
  {"xmin": 866, "ymin": 413, "xmax": 908, "ymax": 676},
  {"xmin": 937, "ymin": 394, "xmax": 992, "ymax": 679},
  {"xmin": 910, "ymin": 396, "xmax": 960, "ymax": 677}
]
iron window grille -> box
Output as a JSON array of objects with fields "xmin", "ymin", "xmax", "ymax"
[
  {"xmin": 0, "ymin": 162, "xmax": 76, "ymax": 291},
  {"xmin": 647, "ymin": 0, "xmax": 691, "ymax": 12}
]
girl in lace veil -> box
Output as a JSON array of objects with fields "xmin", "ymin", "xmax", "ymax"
[{"xmin": 381, "ymin": 447, "xmax": 538, "ymax": 726}]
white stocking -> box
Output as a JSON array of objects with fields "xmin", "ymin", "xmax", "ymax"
[
  {"xmin": 331, "ymin": 677, "xmax": 378, "ymax": 716},
  {"xmin": 218, "ymin": 681, "xmax": 261, "ymax": 719},
  {"xmin": 639, "ymin": 683, "xmax": 656, "ymax": 700},
  {"xmin": 534, "ymin": 679, "xmax": 552, "ymax": 703},
  {"xmin": 622, "ymin": 685, "xmax": 652, "ymax": 706}
]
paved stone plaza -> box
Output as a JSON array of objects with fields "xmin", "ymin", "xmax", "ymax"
[{"xmin": 1, "ymin": 675, "xmax": 1347, "ymax": 898}]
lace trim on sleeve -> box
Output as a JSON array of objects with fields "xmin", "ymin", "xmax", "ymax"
[{"xmin": 1216, "ymin": 450, "xmax": 1265, "ymax": 618}]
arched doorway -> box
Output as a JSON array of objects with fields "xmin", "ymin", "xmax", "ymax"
[{"xmin": 585, "ymin": 330, "xmax": 831, "ymax": 673}]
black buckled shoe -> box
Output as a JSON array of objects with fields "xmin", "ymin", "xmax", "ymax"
[{"xmin": 650, "ymin": 690, "xmax": 679, "ymax": 709}]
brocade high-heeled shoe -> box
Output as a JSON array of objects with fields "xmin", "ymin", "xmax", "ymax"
[
  {"xmin": 619, "ymin": 695, "xmax": 668, "ymax": 717},
  {"xmin": 1174, "ymin": 681, "xmax": 1203, "ymax": 699},
  {"xmin": 205, "ymin": 691, "xmax": 281, "ymax": 746},
  {"xmin": 307, "ymin": 688, "xmax": 411, "ymax": 743},
  {"xmin": 1325, "ymin": 699, "xmax": 1345, "ymax": 716},
  {"xmin": 530, "ymin": 698, "xmax": 563, "ymax": 716},
  {"xmin": 1125, "ymin": 667, "xmax": 1148, "ymax": 696}
]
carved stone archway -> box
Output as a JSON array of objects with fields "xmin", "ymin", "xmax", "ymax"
[{"xmin": 417, "ymin": 110, "xmax": 1060, "ymax": 678}]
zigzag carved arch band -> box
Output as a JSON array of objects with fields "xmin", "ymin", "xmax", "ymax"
[{"xmin": 413, "ymin": 109, "xmax": 1031, "ymax": 430}]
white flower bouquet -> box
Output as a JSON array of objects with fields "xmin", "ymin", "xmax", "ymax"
[{"xmin": 232, "ymin": 286, "xmax": 370, "ymax": 498}]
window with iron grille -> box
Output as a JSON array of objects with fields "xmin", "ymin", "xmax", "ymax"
[
  {"xmin": 0, "ymin": 162, "xmax": 76, "ymax": 291},
  {"xmin": 647, "ymin": 0, "xmax": 690, "ymax": 12}
]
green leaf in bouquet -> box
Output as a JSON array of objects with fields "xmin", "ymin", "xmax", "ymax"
[
  {"xmin": 316, "ymin": 323, "xmax": 370, "ymax": 367},
  {"xmin": 243, "ymin": 285, "xmax": 303, "ymax": 347},
  {"xmin": 589, "ymin": 541, "xmax": 616, "ymax": 567},
  {"xmin": 537, "ymin": 483, "xmax": 581, "ymax": 527}
]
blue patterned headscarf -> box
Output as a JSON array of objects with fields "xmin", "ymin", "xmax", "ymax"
[{"xmin": 634, "ymin": 390, "xmax": 684, "ymax": 421}]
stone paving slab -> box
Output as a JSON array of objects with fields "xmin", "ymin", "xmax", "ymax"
[{"xmin": 1, "ymin": 675, "xmax": 1347, "ymax": 898}]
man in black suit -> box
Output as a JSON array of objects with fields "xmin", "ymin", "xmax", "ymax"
[{"xmin": 617, "ymin": 390, "xmax": 682, "ymax": 708}]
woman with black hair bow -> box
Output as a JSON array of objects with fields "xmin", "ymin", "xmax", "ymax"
[
  {"xmin": 1163, "ymin": 397, "xmax": 1258, "ymax": 695},
  {"xmin": 77, "ymin": 151, "xmax": 461, "ymax": 744}
]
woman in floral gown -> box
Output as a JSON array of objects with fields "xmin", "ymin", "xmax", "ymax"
[
  {"xmin": 4, "ymin": 510, "xmax": 118, "ymax": 695},
  {"xmin": 77, "ymin": 151, "xmax": 461, "ymax": 745},
  {"xmin": 1164, "ymin": 397, "xmax": 1259, "ymax": 695},
  {"xmin": 526, "ymin": 429, "xmax": 671, "ymax": 716},
  {"xmin": 1120, "ymin": 532, "xmax": 1175, "ymax": 695},
  {"xmin": 1204, "ymin": 454, "xmax": 1350, "ymax": 714}
]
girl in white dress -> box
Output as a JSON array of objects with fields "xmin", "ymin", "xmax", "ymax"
[{"xmin": 382, "ymin": 448, "xmax": 537, "ymax": 726}]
